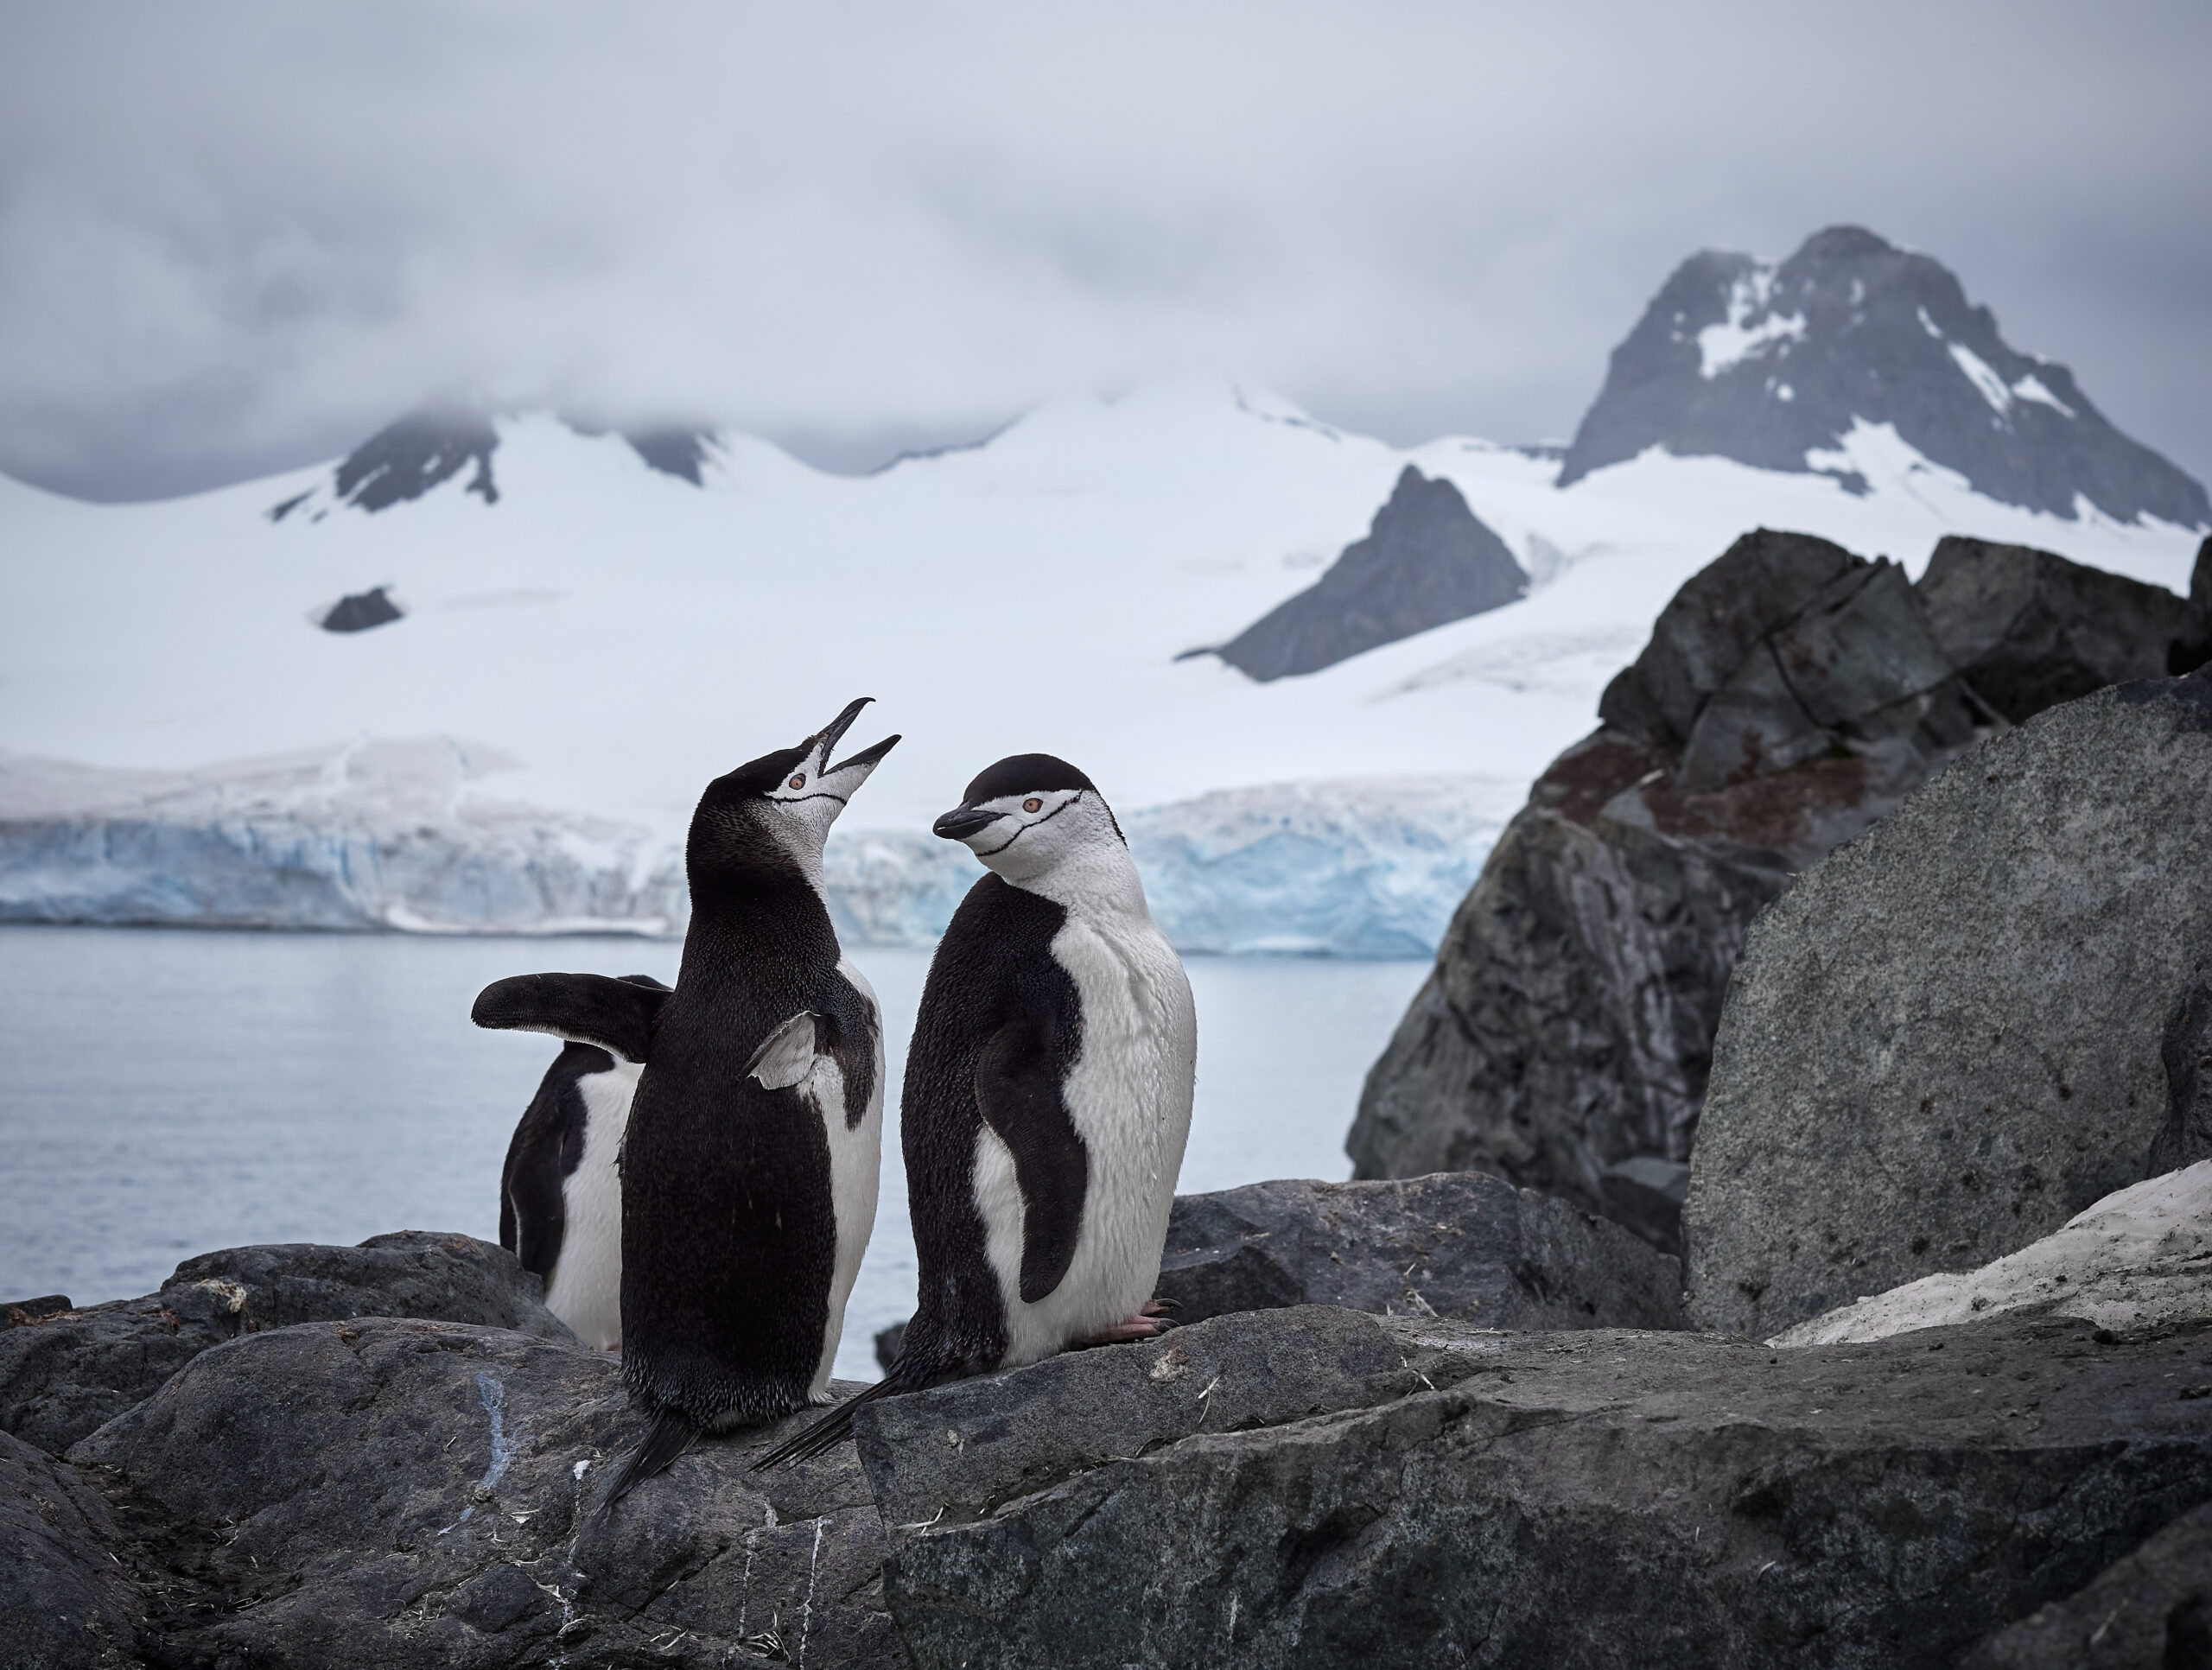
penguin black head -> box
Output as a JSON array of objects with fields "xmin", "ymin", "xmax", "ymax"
[
  {"xmin": 932, "ymin": 752, "xmax": 1133, "ymax": 894},
  {"xmin": 688, "ymin": 697, "xmax": 899, "ymax": 886}
]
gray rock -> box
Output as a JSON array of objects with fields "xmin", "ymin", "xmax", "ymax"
[
  {"xmin": 1960, "ymin": 1501, "xmax": 2212, "ymax": 1669},
  {"xmin": 861, "ymin": 1304, "xmax": 2212, "ymax": 1669},
  {"xmin": 1156, "ymin": 1173, "xmax": 1681, "ymax": 1331},
  {"xmin": 874, "ymin": 1321, "xmax": 907, "ymax": 1375},
  {"xmin": 0, "ymin": 1430, "xmax": 140, "ymax": 1670},
  {"xmin": 1555, "ymin": 225, "xmax": 2211, "ymax": 528},
  {"xmin": 71, "ymin": 1318, "xmax": 900, "ymax": 1667},
  {"xmin": 1919, "ymin": 534, "xmax": 2190, "ymax": 721},
  {"xmin": 1351, "ymin": 529, "xmax": 2192, "ymax": 1260},
  {"xmin": 1685, "ymin": 671, "xmax": 2212, "ymax": 1337},
  {"xmin": 1202, "ymin": 466, "xmax": 1526, "ymax": 681},
  {"xmin": 1, "ymin": 1231, "xmax": 570, "ymax": 1454}
]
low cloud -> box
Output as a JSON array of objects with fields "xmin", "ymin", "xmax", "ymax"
[{"xmin": 3, "ymin": 0, "xmax": 2207, "ymax": 498}]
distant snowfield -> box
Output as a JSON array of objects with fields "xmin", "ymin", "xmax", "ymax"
[{"xmin": 0, "ymin": 379, "xmax": 2199, "ymax": 950}]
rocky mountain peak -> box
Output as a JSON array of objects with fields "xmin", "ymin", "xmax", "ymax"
[
  {"xmin": 1197, "ymin": 465, "xmax": 1528, "ymax": 682},
  {"xmin": 1557, "ymin": 225, "xmax": 2210, "ymax": 529}
]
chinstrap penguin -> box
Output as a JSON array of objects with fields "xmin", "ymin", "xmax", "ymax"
[
  {"xmin": 756, "ymin": 752, "xmax": 1195, "ymax": 1469},
  {"xmin": 494, "ymin": 974, "xmax": 670, "ymax": 1352},
  {"xmin": 474, "ymin": 698, "xmax": 897, "ymax": 1507}
]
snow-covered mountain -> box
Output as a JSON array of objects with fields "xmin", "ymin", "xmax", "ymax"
[
  {"xmin": 1558, "ymin": 225, "xmax": 2210, "ymax": 528},
  {"xmin": 3, "ymin": 236, "xmax": 2203, "ymax": 953}
]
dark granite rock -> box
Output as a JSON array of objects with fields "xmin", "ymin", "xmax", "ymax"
[
  {"xmin": 861, "ymin": 1305, "xmax": 2212, "ymax": 1669},
  {"xmin": 2174, "ymin": 536, "xmax": 2212, "ymax": 676},
  {"xmin": 1156, "ymin": 1173, "xmax": 1681, "ymax": 1331},
  {"xmin": 623, "ymin": 426, "xmax": 716, "ymax": 484},
  {"xmin": 327, "ymin": 407, "xmax": 499, "ymax": 511},
  {"xmin": 1685, "ymin": 671, "xmax": 2212, "ymax": 1337},
  {"xmin": 72, "ymin": 1318, "xmax": 899, "ymax": 1668},
  {"xmin": 1919, "ymin": 534, "xmax": 2190, "ymax": 721},
  {"xmin": 318, "ymin": 585, "xmax": 404, "ymax": 632},
  {"xmin": 0, "ymin": 1430, "xmax": 140, "ymax": 1670},
  {"xmin": 1555, "ymin": 225, "xmax": 2211, "ymax": 529},
  {"xmin": 1, "ymin": 1231, "xmax": 570, "ymax": 1454},
  {"xmin": 1203, "ymin": 466, "xmax": 1526, "ymax": 681},
  {"xmin": 1351, "ymin": 528, "xmax": 2191, "ymax": 1260},
  {"xmin": 1960, "ymin": 1501, "xmax": 2212, "ymax": 1669}
]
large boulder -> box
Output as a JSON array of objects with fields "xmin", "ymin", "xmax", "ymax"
[
  {"xmin": 2, "ymin": 1231, "xmax": 570, "ymax": 1454},
  {"xmin": 858, "ymin": 1304, "xmax": 2212, "ymax": 1669},
  {"xmin": 2171, "ymin": 535, "xmax": 2212, "ymax": 675},
  {"xmin": 1960, "ymin": 1501, "xmax": 2212, "ymax": 1669},
  {"xmin": 1685, "ymin": 670, "xmax": 2212, "ymax": 1337},
  {"xmin": 1349, "ymin": 530, "xmax": 1999, "ymax": 1248},
  {"xmin": 0, "ymin": 1430, "xmax": 140, "ymax": 1670},
  {"xmin": 1156, "ymin": 1173, "xmax": 1681, "ymax": 1331},
  {"xmin": 1351, "ymin": 528, "xmax": 2190, "ymax": 1258},
  {"xmin": 70, "ymin": 1318, "xmax": 899, "ymax": 1667}
]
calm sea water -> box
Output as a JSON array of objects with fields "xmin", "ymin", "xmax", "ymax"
[{"xmin": 0, "ymin": 924, "xmax": 1426, "ymax": 1379}]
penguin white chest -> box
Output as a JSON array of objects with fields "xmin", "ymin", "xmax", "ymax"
[
  {"xmin": 543, "ymin": 1060, "xmax": 639, "ymax": 1352},
  {"xmin": 978, "ymin": 910, "xmax": 1197, "ymax": 1367}
]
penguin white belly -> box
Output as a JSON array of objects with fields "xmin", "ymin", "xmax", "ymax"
[
  {"xmin": 542, "ymin": 1061, "xmax": 639, "ymax": 1352},
  {"xmin": 804, "ymin": 956, "xmax": 886, "ymax": 1399},
  {"xmin": 978, "ymin": 911, "xmax": 1196, "ymax": 1368}
]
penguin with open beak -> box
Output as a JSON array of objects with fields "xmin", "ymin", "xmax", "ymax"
[
  {"xmin": 755, "ymin": 752, "xmax": 1195, "ymax": 1470},
  {"xmin": 473, "ymin": 697, "xmax": 899, "ymax": 1507}
]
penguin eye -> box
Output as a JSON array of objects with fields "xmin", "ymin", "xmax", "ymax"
[
  {"xmin": 1022, "ymin": 797, "xmax": 1043, "ymax": 813},
  {"xmin": 788, "ymin": 774, "xmax": 806, "ymax": 791}
]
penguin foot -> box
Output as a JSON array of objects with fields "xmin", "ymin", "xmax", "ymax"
[
  {"xmin": 1087, "ymin": 1314, "xmax": 1175, "ymax": 1345},
  {"xmin": 1141, "ymin": 1297, "xmax": 1181, "ymax": 1317}
]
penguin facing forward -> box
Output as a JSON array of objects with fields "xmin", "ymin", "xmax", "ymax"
[
  {"xmin": 472, "ymin": 698, "xmax": 898, "ymax": 1506},
  {"xmin": 756, "ymin": 752, "xmax": 1195, "ymax": 1469},
  {"xmin": 496, "ymin": 974, "xmax": 670, "ymax": 1352}
]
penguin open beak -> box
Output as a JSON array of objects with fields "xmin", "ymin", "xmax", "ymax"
[
  {"xmin": 932, "ymin": 805, "xmax": 999, "ymax": 841},
  {"xmin": 809, "ymin": 697, "xmax": 900, "ymax": 790}
]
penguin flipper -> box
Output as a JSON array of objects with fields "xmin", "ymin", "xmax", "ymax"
[
  {"xmin": 472, "ymin": 973, "xmax": 666, "ymax": 1064},
  {"xmin": 976, "ymin": 1017, "xmax": 1088, "ymax": 1305},
  {"xmin": 744, "ymin": 1011, "xmax": 823, "ymax": 1090}
]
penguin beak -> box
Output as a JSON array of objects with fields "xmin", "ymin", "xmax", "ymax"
[
  {"xmin": 809, "ymin": 697, "xmax": 899, "ymax": 791},
  {"xmin": 932, "ymin": 805, "xmax": 999, "ymax": 841}
]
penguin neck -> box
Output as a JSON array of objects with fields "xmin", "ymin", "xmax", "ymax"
[
  {"xmin": 682, "ymin": 860, "xmax": 836, "ymax": 975},
  {"xmin": 994, "ymin": 841, "xmax": 1152, "ymax": 926}
]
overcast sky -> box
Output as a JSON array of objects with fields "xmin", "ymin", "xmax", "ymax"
[{"xmin": 2, "ymin": 1, "xmax": 2207, "ymax": 500}]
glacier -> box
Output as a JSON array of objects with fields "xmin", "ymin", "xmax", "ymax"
[{"xmin": 0, "ymin": 741, "xmax": 1514, "ymax": 957}]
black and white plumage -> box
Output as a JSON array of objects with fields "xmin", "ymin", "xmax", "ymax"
[
  {"xmin": 496, "ymin": 974, "xmax": 670, "ymax": 1352},
  {"xmin": 756, "ymin": 752, "xmax": 1195, "ymax": 1469},
  {"xmin": 474, "ymin": 698, "xmax": 897, "ymax": 1507}
]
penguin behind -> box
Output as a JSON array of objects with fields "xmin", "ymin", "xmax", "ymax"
[
  {"xmin": 756, "ymin": 752, "xmax": 1195, "ymax": 1470},
  {"xmin": 495, "ymin": 974, "xmax": 669, "ymax": 1352},
  {"xmin": 472, "ymin": 698, "xmax": 898, "ymax": 1507}
]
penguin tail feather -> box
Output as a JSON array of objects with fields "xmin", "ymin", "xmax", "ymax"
[
  {"xmin": 751, "ymin": 1367, "xmax": 923, "ymax": 1471},
  {"xmin": 596, "ymin": 1406, "xmax": 699, "ymax": 1516}
]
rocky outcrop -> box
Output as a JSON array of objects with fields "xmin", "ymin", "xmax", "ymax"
[
  {"xmin": 321, "ymin": 407, "xmax": 499, "ymax": 513},
  {"xmin": 859, "ymin": 1304, "xmax": 2212, "ymax": 1669},
  {"xmin": 70, "ymin": 1318, "xmax": 898, "ymax": 1668},
  {"xmin": 1918, "ymin": 534, "xmax": 2190, "ymax": 720},
  {"xmin": 1, "ymin": 1232, "xmax": 569, "ymax": 1454},
  {"xmin": 1199, "ymin": 466, "xmax": 1526, "ymax": 681},
  {"xmin": 1555, "ymin": 224, "xmax": 2212, "ymax": 528},
  {"xmin": 1961, "ymin": 1502, "xmax": 2212, "ymax": 1669},
  {"xmin": 2174, "ymin": 534, "xmax": 2212, "ymax": 676},
  {"xmin": 1156, "ymin": 1172, "xmax": 1681, "ymax": 1331},
  {"xmin": 0, "ymin": 1430, "xmax": 140, "ymax": 1670},
  {"xmin": 1349, "ymin": 528, "xmax": 2024, "ymax": 1251},
  {"xmin": 318, "ymin": 585, "xmax": 404, "ymax": 632},
  {"xmin": 1685, "ymin": 670, "xmax": 2212, "ymax": 1337}
]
